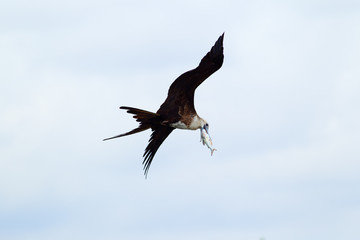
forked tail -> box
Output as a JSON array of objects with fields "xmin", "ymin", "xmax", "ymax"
[{"xmin": 103, "ymin": 106, "xmax": 160, "ymax": 141}]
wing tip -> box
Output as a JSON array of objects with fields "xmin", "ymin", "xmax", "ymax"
[
  {"xmin": 205, "ymin": 32, "xmax": 224, "ymax": 67},
  {"xmin": 142, "ymin": 151, "xmax": 154, "ymax": 178},
  {"xmin": 220, "ymin": 32, "xmax": 225, "ymax": 42},
  {"xmin": 214, "ymin": 32, "xmax": 224, "ymax": 52}
]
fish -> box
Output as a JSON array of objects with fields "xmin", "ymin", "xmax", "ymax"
[{"xmin": 200, "ymin": 128, "xmax": 217, "ymax": 156}]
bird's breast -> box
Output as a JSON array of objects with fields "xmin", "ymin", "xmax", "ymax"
[{"xmin": 170, "ymin": 121, "xmax": 188, "ymax": 129}]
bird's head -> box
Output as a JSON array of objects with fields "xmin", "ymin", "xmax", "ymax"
[{"xmin": 199, "ymin": 118, "xmax": 210, "ymax": 134}]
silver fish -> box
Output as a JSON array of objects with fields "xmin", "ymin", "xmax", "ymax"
[{"xmin": 200, "ymin": 127, "xmax": 217, "ymax": 156}]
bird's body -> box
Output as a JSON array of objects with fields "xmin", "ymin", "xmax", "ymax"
[{"xmin": 104, "ymin": 33, "xmax": 224, "ymax": 176}]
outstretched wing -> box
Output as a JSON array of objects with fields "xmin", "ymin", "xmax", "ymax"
[
  {"xmin": 159, "ymin": 33, "xmax": 224, "ymax": 114},
  {"xmin": 143, "ymin": 126, "xmax": 174, "ymax": 177}
]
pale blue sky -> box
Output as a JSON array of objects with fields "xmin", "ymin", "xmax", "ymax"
[{"xmin": 1, "ymin": 0, "xmax": 360, "ymax": 239}]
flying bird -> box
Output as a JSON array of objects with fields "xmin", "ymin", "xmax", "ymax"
[{"xmin": 104, "ymin": 33, "xmax": 224, "ymax": 176}]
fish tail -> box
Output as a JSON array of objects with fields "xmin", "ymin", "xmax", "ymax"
[{"xmin": 211, "ymin": 148, "xmax": 217, "ymax": 156}]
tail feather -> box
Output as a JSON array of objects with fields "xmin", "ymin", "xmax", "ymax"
[
  {"xmin": 120, "ymin": 106, "xmax": 160, "ymax": 123},
  {"xmin": 103, "ymin": 125, "xmax": 151, "ymax": 140},
  {"xmin": 103, "ymin": 106, "xmax": 160, "ymax": 141}
]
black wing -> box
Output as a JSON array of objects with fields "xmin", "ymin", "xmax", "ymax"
[
  {"xmin": 159, "ymin": 33, "xmax": 224, "ymax": 114},
  {"xmin": 143, "ymin": 126, "xmax": 174, "ymax": 177}
]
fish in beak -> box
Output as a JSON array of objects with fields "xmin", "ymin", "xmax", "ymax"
[{"xmin": 200, "ymin": 124, "xmax": 217, "ymax": 156}]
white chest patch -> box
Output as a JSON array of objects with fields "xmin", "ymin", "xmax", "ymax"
[
  {"xmin": 188, "ymin": 115, "xmax": 202, "ymax": 130},
  {"xmin": 170, "ymin": 116, "xmax": 202, "ymax": 130},
  {"xmin": 170, "ymin": 121, "xmax": 188, "ymax": 129}
]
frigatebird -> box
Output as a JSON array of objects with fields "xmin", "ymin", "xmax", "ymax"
[{"xmin": 104, "ymin": 33, "xmax": 224, "ymax": 176}]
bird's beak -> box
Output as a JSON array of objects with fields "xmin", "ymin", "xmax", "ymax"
[
  {"xmin": 202, "ymin": 125, "xmax": 210, "ymax": 139},
  {"xmin": 203, "ymin": 124, "xmax": 209, "ymax": 134},
  {"xmin": 200, "ymin": 125, "xmax": 209, "ymax": 142}
]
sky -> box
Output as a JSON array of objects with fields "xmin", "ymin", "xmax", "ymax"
[{"xmin": 1, "ymin": 0, "xmax": 360, "ymax": 239}]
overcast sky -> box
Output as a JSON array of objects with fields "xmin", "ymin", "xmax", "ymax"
[{"xmin": 1, "ymin": 0, "xmax": 360, "ymax": 239}]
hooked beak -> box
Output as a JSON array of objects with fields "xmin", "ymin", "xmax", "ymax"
[
  {"xmin": 200, "ymin": 125, "xmax": 209, "ymax": 142},
  {"xmin": 201, "ymin": 125, "xmax": 211, "ymax": 139},
  {"xmin": 202, "ymin": 124, "xmax": 210, "ymax": 135}
]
